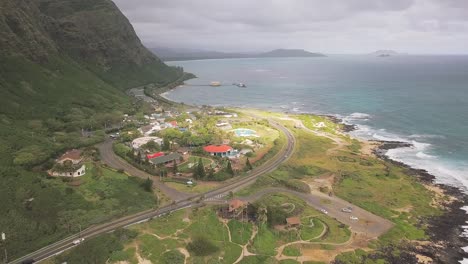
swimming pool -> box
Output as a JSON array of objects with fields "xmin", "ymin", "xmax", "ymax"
[{"xmin": 232, "ymin": 128, "xmax": 258, "ymax": 137}]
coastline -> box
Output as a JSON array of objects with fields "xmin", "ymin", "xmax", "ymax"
[
  {"xmin": 159, "ymin": 84, "xmax": 468, "ymax": 263},
  {"xmin": 374, "ymin": 141, "xmax": 468, "ymax": 263}
]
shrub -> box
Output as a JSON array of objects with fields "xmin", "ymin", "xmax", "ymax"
[
  {"xmin": 283, "ymin": 179, "xmax": 311, "ymax": 193},
  {"xmin": 186, "ymin": 236, "xmax": 219, "ymax": 256},
  {"xmin": 161, "ymin": 250, "xmax": 185, "ymax": 264}
]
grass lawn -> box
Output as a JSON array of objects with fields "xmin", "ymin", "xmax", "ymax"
[
  {"xmin": 134, "ymin": 209, "xmax": 189, "ymax": 237},
  {"xmin": 165, "ymin": 181, "xmax": 218, "ymax": 194},
  {"xmin": 280, "ymin": 260, "xmax": 301, "ymax": 264},
  {"xmin": 249, "ymin": 224, "xmax": 278, "ymax": 256},
  {"xmin": 228, "ymin": 219, "xmax": 254, "ymax": 245},
  {"xmin": 300, "ymin": 217, "xmax": 325, "ymax": 241},
  {"xmin": 138, "ymin": 234, "xmax": 183, "ymax": 263},
  {"xmin": 237, "ymin": 255, "xmax": 278, "ymax": 264},
  {"xmin": 187, "ymin": 208, "xmax": 230, "ymax": 242},
  {"xmin": 178, "ymin": 156, "xmax": 213, "ymax": 173},
  {"xmin": 283, "ymin": 244, "xmax": 301, "ymax": 256}
]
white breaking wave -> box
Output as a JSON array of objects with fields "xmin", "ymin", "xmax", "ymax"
[
  {"xmin": 409, "ymin": 134, "xmax": 446, "ymax": 139},
  {"xmin": 344, "ymin": 112, "xmax": 468, "ymax": 193}
]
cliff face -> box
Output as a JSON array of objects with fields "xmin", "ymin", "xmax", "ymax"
[
  {"xmin": 0, "ymin": 0, "xmax": 57, "ymax": 62},
  {"xmin": 0, "ymin": 0, "xmax": 180, "ymax": 90},
  {"xmin": 36, "ymin": 0, "xmax": 160, "ymax": 67}
]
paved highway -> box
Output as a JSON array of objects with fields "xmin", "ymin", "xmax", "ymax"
[{"xmin": 10, "ymin": 118, "xmax": 295, "ymax": 264}]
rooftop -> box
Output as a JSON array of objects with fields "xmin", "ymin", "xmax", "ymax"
[
  {"xmin": 228, "ymin": 199, "xmax": 245, "ymax": 212},
  {"xmin": 58, "ymin": 149, "xmax": 82, "ymax": 162},
  {"xmin": 147, "ymin": 152, "xmax": 164, "ymax": 159},
  {"xmin": 149, "ymin": 152, "xmax": 182, "ymax": 165},
  {"xmin": 286, "ymin": 217, "xmax": 301, "ymax": 226},
  {"xmin": 204, "ymin": 145, "xmax": 233, "ymax": 153}
]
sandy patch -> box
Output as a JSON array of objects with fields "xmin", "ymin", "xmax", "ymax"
[
  {"xmin": 424, "ymin": 184, "xmax": 457, "ymax": 208},
  {"xmin": 302, "ymin": 173, "xmax": 335, "ymax": 193},
  {"xmin": 360, "ymin": 140, "xmax": 382, "ymax": 157}
]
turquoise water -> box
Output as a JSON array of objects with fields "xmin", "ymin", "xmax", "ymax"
[
  {"xmin": 166, "ymin": 56, "xmax": 468, "ymax": 191},
  {"xmin": 233, "ymin": 128, "xmax": 257, "ymax": 137}
]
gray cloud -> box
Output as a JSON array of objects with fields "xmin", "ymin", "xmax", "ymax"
[{"xmin": 113, "ymin": 0, "xmax": 468, "ymax": 54}]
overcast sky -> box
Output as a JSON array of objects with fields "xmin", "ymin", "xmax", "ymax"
[{"xmin": 113, "ymin": 0, "xmax": 468, "ymax": 54}]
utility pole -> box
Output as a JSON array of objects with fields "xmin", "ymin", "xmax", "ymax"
[
  {"xmin": 78, "ymin": 224, "xmax": 82, "ymax": 239},
  {"xmin": 2, "ymin": 232, "xmax": 7, "ymax": 264}
]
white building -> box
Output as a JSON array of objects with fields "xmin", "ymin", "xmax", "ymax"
[
  {"xmin": 132, "ymin": 137, "xmax": 163, "ymax": 149},
  {"xmin": 48, "ymin": 149, "xmax": 86, "ymax": 177}
]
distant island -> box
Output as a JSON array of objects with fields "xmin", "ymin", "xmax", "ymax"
[
  {"xmin": 371, "ymin": 50, "xmax": 404, "ymax": 57},
  {"xmin": 151, "ymin": 47, "xmax": 326, "ymax": 61}
]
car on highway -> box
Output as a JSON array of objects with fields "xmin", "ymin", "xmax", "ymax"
[
  {"xmin": 319, "ymin": 208, "xmax": 328, "ymax": 214},
  {"xmin": 350, "ymin": 216, "xmax": 359, "ymax": 221},
  {"xmin": 341, "ymin": 206, "xmax": 353, "ymax": 213},
  {"xmin": 72, "ymin": 238, "xmax": 85, "ymax": 245}
]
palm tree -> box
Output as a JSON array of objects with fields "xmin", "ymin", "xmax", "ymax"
[{"xmin": 257, "ymin": 205, "xmax": 268, "ymax": 226}]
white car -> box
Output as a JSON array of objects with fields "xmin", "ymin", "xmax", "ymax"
[
  {"xmin": 72, "ymin": 238, "xmax": 85, "ymax": 245},
  {"xmin": 350, "ymin": 216, "xmax": 359, "ymax": 221},
  {"xmin": 319, "ymin": 209, "xmax": 328, "ymax": 214},
  {"xmin": 341, "ymin": 208, "xmax": 352, "ymax": 213}
]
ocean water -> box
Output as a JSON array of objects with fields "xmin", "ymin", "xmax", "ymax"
[{"xmin": 166, "ymin": 56, "xmax": 468, "ymax": 192}]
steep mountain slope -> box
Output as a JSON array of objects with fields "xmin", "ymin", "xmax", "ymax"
[
  {"xmin": 0, "ymin": 0, "xmax": 181, "ymax": 117},
  {"xmin": 0, "ymin": 0, "xmax": 184, "ymax": 259}
]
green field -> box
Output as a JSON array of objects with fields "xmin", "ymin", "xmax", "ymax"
[{"xmin": 178, "ymin": 156, "xmax": 214, "ymax": 173}]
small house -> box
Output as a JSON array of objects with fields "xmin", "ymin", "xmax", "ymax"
[
  {"xmin": 48, "ymin": 149, "xmax": 86, "ymax": 177},
  {"xmin": 203, "ymin": 145, "xmax": 233, "ymax": 157},
  {"xmin": 286, "ymin": 217, "xmax": 301, "ymax": 227}
]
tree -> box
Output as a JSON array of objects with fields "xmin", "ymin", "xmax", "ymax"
[
  {"xmin": 257, "ymin": 206, "xmax": 268, "ymax": 225},
  {"xmin": 162, "ymin": 137, "xmax": 170, "ymax": 151},
  {"xmin": 187, "ymin": 236, "xmax": 219, "ymax": 256},
  {"xmin": 246, "ymin": 158, "xmax": 253, "ymax": 170},
  {"xmin": 197, "ymin": 158, "xmax": 205, "ymax": 179},
  {"xmin": 226, "ymin": 160, "xmax": 234, "ymax": 176},
  {"xmin": 142, "ymin": 177, "xmax": 153, "ymax": 192},
  {"xmin": 207, "ymin": 167, "xmax": 214, "ymax": 179},
  {"xmin": 173, "ymin": 159, "xmax": 178, "ymax": 174},
  {"xmin": 144, "ymin": 140, "xmax": 160, "ymax": 152}
]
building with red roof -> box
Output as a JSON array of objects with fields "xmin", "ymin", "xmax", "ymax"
[
  {"xmin": 203, "ymin": 145, "xmax": 233, "ymax": 157},
  {"xmin": 169, "ymin": 121, "xmax": 178, "ymax": 128},
  {"xmin": 147, "ymin": 152, "xmax": 164, "ymax": 159}
]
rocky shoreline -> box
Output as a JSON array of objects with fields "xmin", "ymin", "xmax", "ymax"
[
  {"xmin": 327, "ymin": 114, "xmax": 468, "ymax": 263},
  {"xmin": 374, "ymin": 141, "xmax": 468, "ymax": 264}
]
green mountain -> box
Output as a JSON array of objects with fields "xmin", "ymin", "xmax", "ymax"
[
  {"xmin": 0, "ymin": 0, "xmax": 181, "ymax": 118},
  {"xmin": 258, "ymin": 49, "xmax": 326, "ymax": 58},
  {"xmin": 151, "ymin": 47, "xmax": 326, "ymax": 61},
  {"xmin": 0, "ymin": 0, "xmax": 184, "ymax": 258}
]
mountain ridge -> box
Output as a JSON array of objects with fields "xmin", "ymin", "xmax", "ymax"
[{"xmin": 150, "ymin": 47, "xmax": 326, "ymax": 61}]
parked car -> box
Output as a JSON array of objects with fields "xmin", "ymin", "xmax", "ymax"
[
  {"xmin": 350, "ymin": 216, "xmax": 359, "ymax": 221},
  {"xmin": 319, "ymin": 208, "xmax": 328, "ymax": 214}
]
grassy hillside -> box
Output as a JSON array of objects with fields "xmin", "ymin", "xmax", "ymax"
[{"xmin": 0, "ymin": 0, "xmax": 186, "ymax": 259}]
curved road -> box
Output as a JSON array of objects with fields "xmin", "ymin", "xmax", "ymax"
[
  {"xmin": 10, "ymin": 118, "xmax": 295, "ymax": 264},
  {"xmin": 98, "ymin": 139, "xmax": 191, "ymax": 201}
]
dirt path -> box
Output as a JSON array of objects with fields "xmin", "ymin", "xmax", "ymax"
[{"xmin": 233, "ymin": 225, "xmax": 258, "ymax": 264}]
